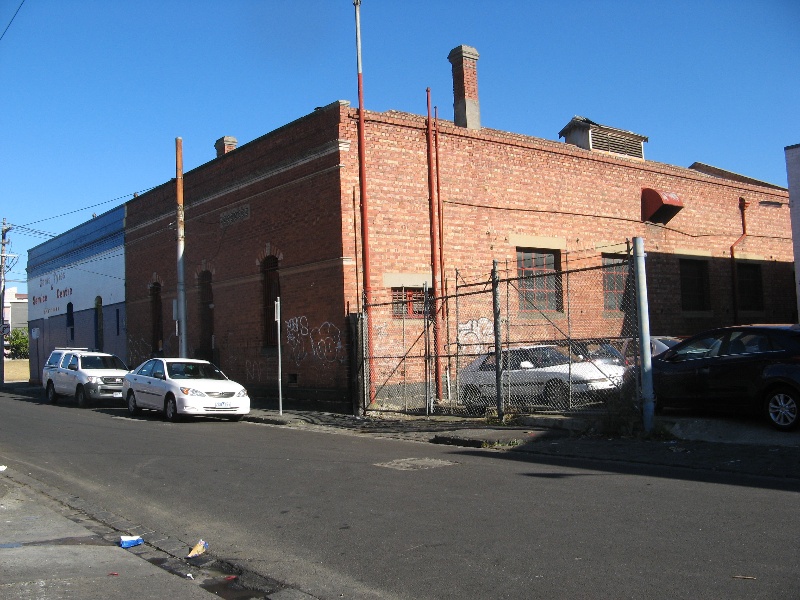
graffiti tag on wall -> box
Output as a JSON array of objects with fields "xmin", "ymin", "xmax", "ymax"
[
  {"xmin": 457, "ymin": 317, "xmax": 494, "ymax": 355},
  {"xmin": 285, "ymin": 316, "xmax": 346, "ymax": 366}
]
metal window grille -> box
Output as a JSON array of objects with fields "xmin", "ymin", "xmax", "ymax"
[{"xmin": 391, "ymin": 288, "xmax": 429, "ymax": 318}]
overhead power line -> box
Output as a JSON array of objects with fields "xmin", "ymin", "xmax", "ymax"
[
  {"xmin": 0, "ymin": 0, "xmax": 26, "ymax": 43},
  {"xmin": 7, "ymin": 186, "xmax": 159, "ymax": 241}
]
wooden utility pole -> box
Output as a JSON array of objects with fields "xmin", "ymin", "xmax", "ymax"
[{"xmin": 176, "ymin": 138, "xmax": 188, "ymax": 358}]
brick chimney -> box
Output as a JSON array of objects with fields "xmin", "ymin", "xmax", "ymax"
[
  {"xmin": 214, "ymin": 136, "xmax": 238, "ymax": 157},
  {"xmin": 448, "ymin": 45, "xmax": 480, "ymax": 129}
]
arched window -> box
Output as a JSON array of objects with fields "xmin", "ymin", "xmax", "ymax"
[
  {"xmin": 197, "ymin": 270, "xmax": 214, "ymax": 361},
  {"xmin": 94, "ymin": 296, "xmax": 104, "ymax": 351},
  {"xmin": 149, "ymin": 283, "xmax": 163, "ymax": 355},
  {"xmin": 261, "ymin": 256, "xmax": 280, "ymax": 347}
]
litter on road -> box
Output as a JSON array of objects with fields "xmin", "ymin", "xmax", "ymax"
[
  {"xmin": 119, "ymin": 535, "xmax": 143, "ymax": 548},
  {"xmin": 187, "ymin": 539, "xmax": 208, "ymax": 558}
]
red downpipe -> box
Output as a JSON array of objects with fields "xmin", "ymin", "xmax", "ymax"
[
  {"xmin": 354, "ymin": 0, "xmax": 375, "ymax": 406},
  {"xmin": 730, "ymin": 197, "xmax": 749, "ymax": 325},
  {"xmin": 426, "ymin": 89, "xmax": 443, "ymax": 401},
  {"xmin": 435, "ymin": 107, "xmax": 445, "ymax": 300}
]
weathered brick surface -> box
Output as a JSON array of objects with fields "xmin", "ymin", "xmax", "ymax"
[{"xmin": 124, "ymin": 102, "xmax": 794, "ymax": 404}]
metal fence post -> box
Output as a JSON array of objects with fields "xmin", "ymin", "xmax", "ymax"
[
  {"xmin": 633, "ymin": 237, "xmax": 655, "ymax": 432},
  {"xmin": 492, "ymin": 260, "xmax": 503, "ymax": 420},
  {"xmin": 275, "ymin": 297, "xmax": 282, "ymax": 415}
]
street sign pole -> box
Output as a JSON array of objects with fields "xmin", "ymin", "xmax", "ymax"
[{"xmin": 275, "ymin": 297, "xmax": 282, "ymax": 415}]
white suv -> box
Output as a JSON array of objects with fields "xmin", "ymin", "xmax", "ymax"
[{"xmin": 42, "ymin": 348, "xmax": 130, "ymax": 407}]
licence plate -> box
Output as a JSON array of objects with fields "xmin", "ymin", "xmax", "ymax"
[
  {"xmin": 113, "ymin": 392, "xmax": 122, "ymax": 398},
  {"xmin": 216, "ymin": 401, "xmax": 231, "ymax": 408}
]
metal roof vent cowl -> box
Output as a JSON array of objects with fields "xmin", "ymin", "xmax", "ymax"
[{"xmin": 558, "ymin": 116, "xmax": 647, "ymax": 160}]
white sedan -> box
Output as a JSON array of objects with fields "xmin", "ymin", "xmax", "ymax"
[
  {"xmin": 459, "ymin": 345, "xmax": 624, "ymax": 411},
  {"xmin": 123, "ymin": 358, "xmax": 250, "ymax": 422}
]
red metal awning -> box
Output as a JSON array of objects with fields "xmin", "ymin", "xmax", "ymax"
[{"xmin": 641, "ymin": 188, "xmax": 683, "ymax": 224}]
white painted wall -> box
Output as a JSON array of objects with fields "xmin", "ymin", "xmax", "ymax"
[{"xmin": 28, "ymin": 248, "xmax": 125, "ymax": 321}]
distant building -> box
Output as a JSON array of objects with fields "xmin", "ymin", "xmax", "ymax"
[
  {"xmin": 3, "ymin": 287, "xmax": 28, "ymax": 332},
  {"xmin": 28, "ymin": 45, "xmax": 795, "ymax": 408},
  {"xmin": 27, "ymin": 207, "xmax": 127, "ymax": 376}
]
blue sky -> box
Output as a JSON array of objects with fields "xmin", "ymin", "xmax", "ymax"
[{"xmin": 1, "ymin": 0, "xmax": 798, "ymax": 293}]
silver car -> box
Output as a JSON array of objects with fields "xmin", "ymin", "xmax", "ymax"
[{"xmin": 459, "ymin": 345, "xmax": 625, "ymax": 411}]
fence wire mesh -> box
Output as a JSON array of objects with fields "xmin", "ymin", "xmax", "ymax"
[{"xmin": 360, "ymin": 251, "xmax": 641, "ymax": 420}]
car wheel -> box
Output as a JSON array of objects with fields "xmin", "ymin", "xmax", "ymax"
[
  {"xmin": 764, "ymin": 386, "xmax": 799, "ymax": 431},
  {"xmin": 544, "ymin": 380, "xmax": 569, "ymax": 408},
  {"xmin": 164, "ymin": 396, "xmax": 181, "ymax": 422},
  {"xmin": 127, "ymin": 391, "xmax": 141, "ymax": 416},
  {"xmin": 46, "ymin": 382, "xmax": 58, "ymax": 404},
  {"xmin": 75, "ymin": 386, "xmax": 89, "ymax": 408}
]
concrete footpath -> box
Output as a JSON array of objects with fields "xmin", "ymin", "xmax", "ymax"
[
  {"xmin": 0, "ymin": 469, "xmax": 224, "ymax": 600},
  {"xmin": 2, "ymin": 381, "xmax": 800, "ymax": 599}
]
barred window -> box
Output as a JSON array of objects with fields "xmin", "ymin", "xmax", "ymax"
[
  {"xmin": 679, "ymin": 259, "xmax": 710, "ymax": 311},
  {"xmin": 602, "ymin": 255, "xmax": 628, "ymax": 311},
  {"xmin": 392, "ymin": 288, "xmax": 430, "ymax": 318},
  {"xmin": 737, "ymin": 262, "xmax": 764, "ymax": 311},
  {"xmin": 517, "ymin": 249, "xmax": 563, "ymax": 312}
]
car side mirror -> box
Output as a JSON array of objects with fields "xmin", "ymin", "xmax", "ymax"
[
  {"xmin": 519, "ymin": 361, "xmax": 534, "ymax": 369},
  {"xmin": 68, "ymin": 364, "xmax": 77, "ymax": 371}
]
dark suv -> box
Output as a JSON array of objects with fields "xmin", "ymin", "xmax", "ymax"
[{"xmin": 649, "ymin": 325, "xmax": 800, "ymax": 430}]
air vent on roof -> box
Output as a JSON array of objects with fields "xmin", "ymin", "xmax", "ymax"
[
  {"xmin": 589, "ymin": 129, "xmax": 643, "ymax": 159},
  {"xmin": 558, "ymin": 116, "xmax": 647, "ymax": 160}
]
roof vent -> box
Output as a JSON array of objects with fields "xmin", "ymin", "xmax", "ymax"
[{"xmin": 558, "ymin": 116, "xmax": 647, "ymax": 160}]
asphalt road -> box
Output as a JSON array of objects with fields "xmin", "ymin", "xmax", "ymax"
[{"xmin": 1, "ymin": 391, "xmax": 799, "ymax": 599}]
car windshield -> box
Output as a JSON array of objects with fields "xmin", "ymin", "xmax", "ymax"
[
  {"xmin": 167, "ymin": 362, "xmax": 227, "ymax": 380},
  {"xmin": 81, "ymin": 355, "xmax": 128, "ymax": 370}
]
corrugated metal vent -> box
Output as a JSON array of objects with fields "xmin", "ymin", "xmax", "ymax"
[{"xmin": 589, "ymin": 129, "xmax": 643, "ymax": 159}]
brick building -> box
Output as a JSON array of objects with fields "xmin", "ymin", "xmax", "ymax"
[{"xmin": 38, "ymin": 45, "xmax": 793, "ymax": 405}]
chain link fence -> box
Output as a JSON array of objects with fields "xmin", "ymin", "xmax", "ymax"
[{"xmin": 358, "ymin": 248, "xmax": 642, "ymax": 423}]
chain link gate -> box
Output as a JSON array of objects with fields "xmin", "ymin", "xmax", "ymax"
[{"xmin": 359, "ymin": 246, "xmax": 641, "ymax": 422}]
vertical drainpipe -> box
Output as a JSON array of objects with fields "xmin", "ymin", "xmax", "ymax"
[
  {"xmin": 435, "ymin": 107, "xmax": 445, "ymax": 299},
  {"xmin": 354, "ymin": 0, "xmax": 375, "ymax": 405},
  {"xmin": 175, "ymin": 137, "xmax": 188, "ymax": 358},
  {"xmin": 426, "ymin": 88, "xmax": 443, "ymax": 402},
  {"xmin": 730, "ymin": 197, "xmax": 749, "ymax": 326}
]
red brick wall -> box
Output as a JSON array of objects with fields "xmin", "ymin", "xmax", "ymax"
[
  {"xmin": 125, "ymin": 102, "xmax": 793, "ymax": 405},
  {"xmin": 126, "ymin": 103, "xmax": 353, "ymax": 400},
  {"xmin": 338, "ymin": 108, "xmax": 793, "ymax": 339}
]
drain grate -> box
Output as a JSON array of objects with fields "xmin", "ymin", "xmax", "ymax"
[{"xmin": 374, "ymin": 458, "xmax": 458, "ymax": 471}]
